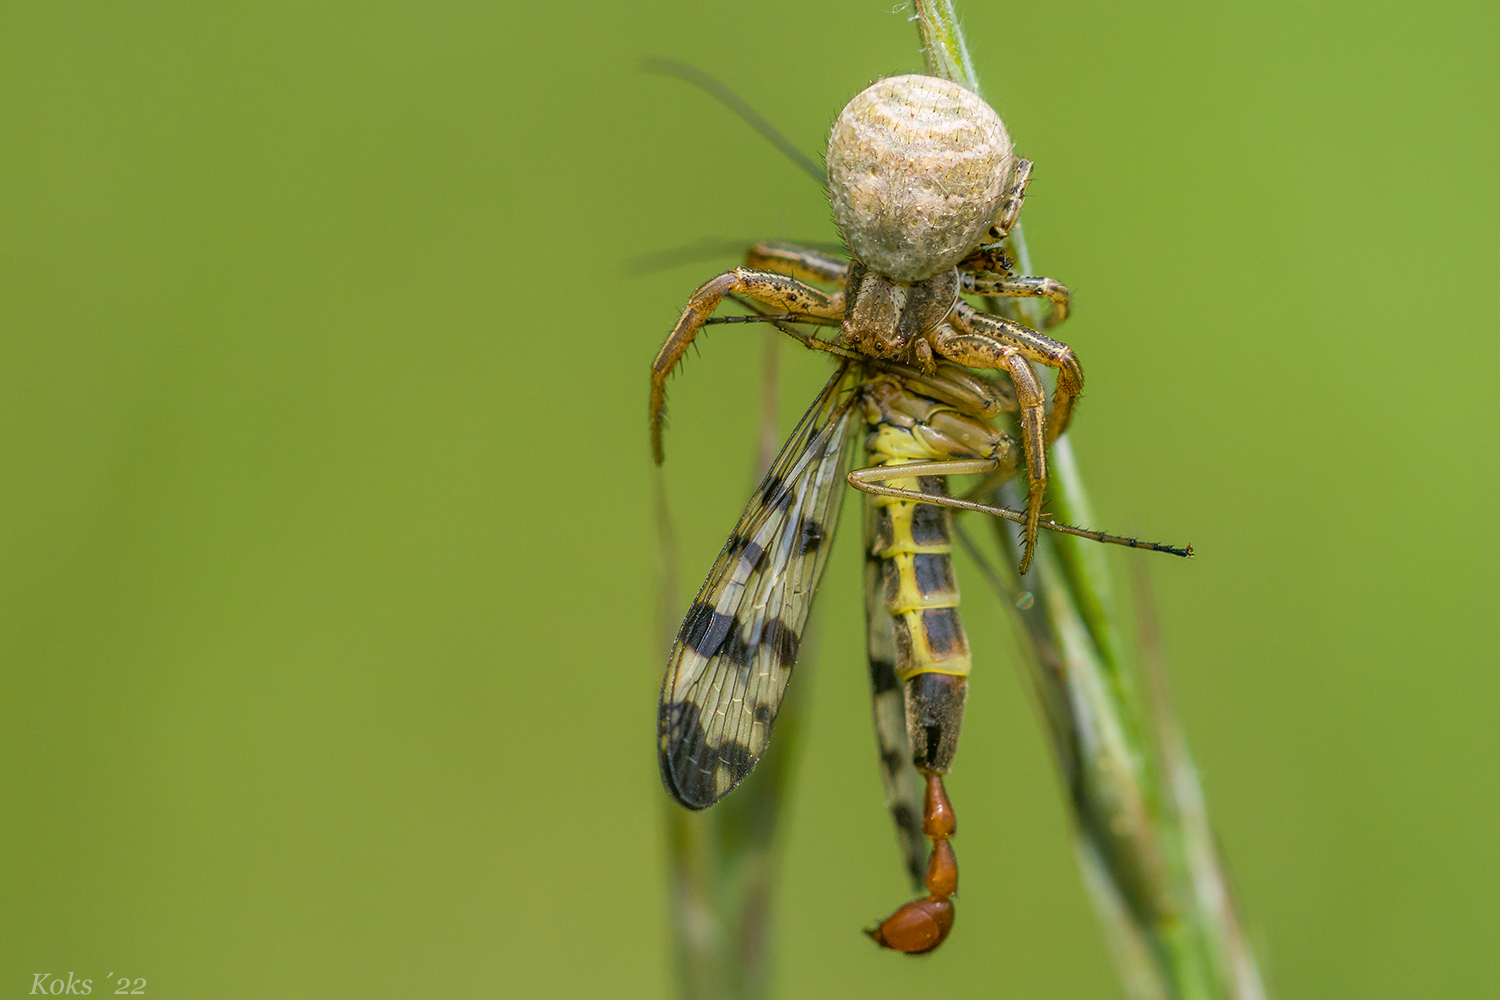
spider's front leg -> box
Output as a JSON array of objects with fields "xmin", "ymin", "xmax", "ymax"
[
  {"xmin": 650, "ymin": 265, "xmax": 845, "ymax": 462},
  {"xmin": 744, "ymin": 241, "xmax": 851, "ymax": 286},
  {"xmin": 926, "ymin": 309, "xmax": 1082, "ymax": 573},
  {"xmin": 958, "ymin": 158, "xmax": 1032, "ymax": 274},
  {"xmin": 946, "ymin": 302, "xmax": 1083, "ymax": 443},
  {"xmin": 961, "ymin": 272, "xmax": 1071, "ymax": 329},
  {"xmin": 959, "ymin": 158, "xmax": 1071, "ymax": 329},
  {"xmin": 990, "ymin": 157, "xmax": 1033, "ymax": 242}
]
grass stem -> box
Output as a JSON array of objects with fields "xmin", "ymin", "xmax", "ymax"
[{"xmin": 915, "ymin": 5, "xmax": 1269, "ymax": 997}]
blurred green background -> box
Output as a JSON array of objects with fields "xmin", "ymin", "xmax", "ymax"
[{"xmin": 2, "ymin": 1, "xmax": 1496, "ymax": 996}]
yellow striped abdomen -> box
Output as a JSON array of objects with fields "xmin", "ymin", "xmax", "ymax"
[
  {"xmin": 862, "ymin": 420, "xmax": 971, "ymax": 776},
  {"xmin": 865, "ymin": 432, "xmax": 972, "ymax": 683}
]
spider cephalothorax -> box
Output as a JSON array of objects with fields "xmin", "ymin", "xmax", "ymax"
[{"xmin": 650, "ymin": 73, "xmax": 1078, "ymax": 574}]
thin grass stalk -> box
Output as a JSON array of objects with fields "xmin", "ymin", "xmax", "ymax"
[
  {"xmin": 1135, "ymin": 567, "xmax": 1268, "ymax": 1000},
  {"xmin": 658, "ymin": 330, "xmax": 795, "ymax": 1000},
  {"xmin": 913, "ymin": 4, "xmax": 1268, "ymax": 997}
]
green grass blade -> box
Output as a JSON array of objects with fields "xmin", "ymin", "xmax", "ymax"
[{"xmin": 916, "ymin": 5, "xmax": 1269, "ymax": 998}]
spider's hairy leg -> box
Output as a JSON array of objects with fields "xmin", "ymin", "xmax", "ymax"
[
  {"xmin": 994, "ymin": 354, "xmax": 1045, "ymax": 573},
  {"xmin": 744, "ymin": 241, "xmax": 850, "ymax": 286},
  {"xmin": 990, "ymin": 157, "xmax": 1032, "ymax": 241},
  {"xmin": 959, "ymin": 158, "xmax": 1032, "ymax": 274},
  {"xmin": 961, "ymin": 272, "xmax": 1071, "ymax": 328},
  {"xmin": 923, "ymin": 323, "xmax": 1048, "ymax": 572},
  {"xmin": 650, "ymin": 268, "xmax": 845, "ymax": 463},
  {"xmin": 941, "ymin": 303, "xmax": 1083, "ymax": 443}
]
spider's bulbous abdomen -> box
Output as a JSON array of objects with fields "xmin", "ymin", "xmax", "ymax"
[{"xmin": 828, "ymin": 75, "xmax": 1013, "ymax": 283}]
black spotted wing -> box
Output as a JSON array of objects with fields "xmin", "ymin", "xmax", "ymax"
[{"xmin": 659, "ymin": 361, "xmax": 860, "ymax": 809}]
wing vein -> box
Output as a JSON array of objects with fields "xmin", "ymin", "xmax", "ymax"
[{"xmin": 658, "ymin": 361, "xmax": 861, "ymax": 808}]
